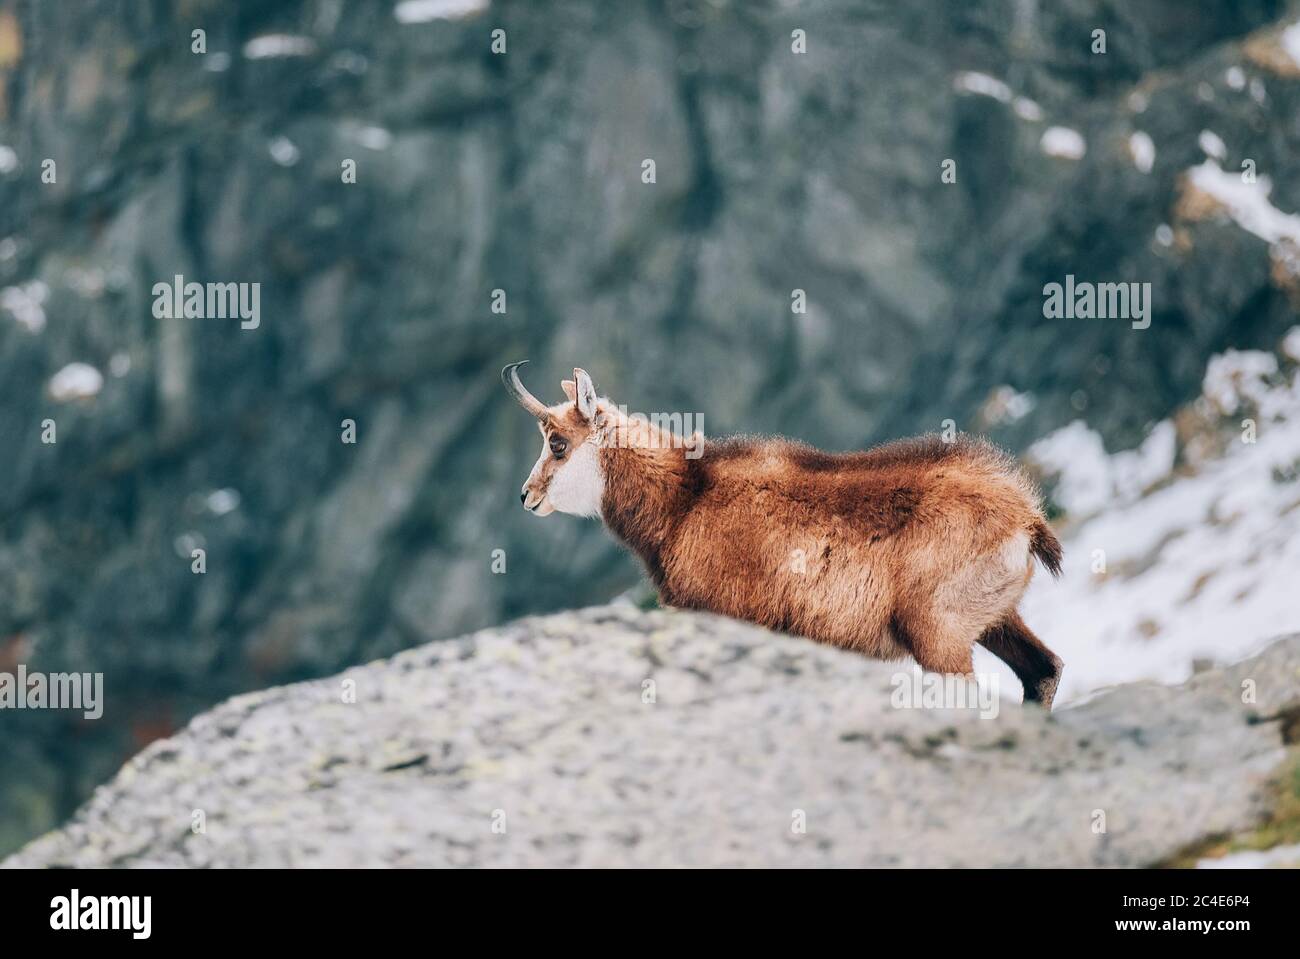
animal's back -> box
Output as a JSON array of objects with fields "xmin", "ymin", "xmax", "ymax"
[{"xmin": 683, "ymin": 432, "xmax": 1042, "ymax": 540}]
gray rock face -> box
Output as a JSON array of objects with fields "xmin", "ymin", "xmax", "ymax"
[
  {"xmin": 3, "ymin": 0, "xmax": 1299, "ymax": 854},
  {"xmin": 7, "ymin": 607, "xmax": 1296, "ymax": 868}
]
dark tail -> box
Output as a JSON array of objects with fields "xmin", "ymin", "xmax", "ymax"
[{"xmin": 1030, "ymin": 520, "xmax": 1062, "ymax": 577}]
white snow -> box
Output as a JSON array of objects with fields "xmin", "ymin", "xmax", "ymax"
[
  {"xmin": 0, "ymin": 145, "xmax": 17, "ymax": 174},
  {"xmin": 1283, "ymin": 328, "xmax": 1300, "ymax": 363},
  {"xmin": 2, "ymin": 281, "xmax": 48, "ymax": 333},
  {"xmin": 982, "ymin": 385, "xmax": 1035, "ymax": 425},
  {"xmin": 243, "ymin": 35, "xmax": 317, "ymax": 59},
  {"xmin": 1281, "ymin": 21, "xmax": 1300, "ymax": 69},
  {"xmin": 1128, "ymin": 131, "xmax": 1155, "ymax": 173},
  {"xmin": 952, "ymin": 72, "xmax": 1010, "ymax": 101},
  {"xmin": 1013, "ymin": 98, "xmax": 1043, "ymax": 122},
  {"xmin": 64, "ymin": 266, "xmax": 106, "ymax": 298},
  {"xmin": 1202, "ymin": 349, "xmax": 1278, "ymax": 415},
  {"xmin": 952, "ymin": 73, "xmax": 1044, "ymax": 123},
  {"xmin": 268, "ymin": 136, "xmax": 300, "ymax": 167},
  {"xmin": 1110, "ymin": 419, "xmax": 1177, "ymax": 498},
  {"xmin": 1186, "ymin": 160, "xmax": 1300, "ymax": 246},
  {"xmin": 206, "ymin": 488, "xmax": 242, "ymax": 516},
  {"xmin": 1225, "ymin": 66, "xmax": 1247, "ymax": 90},
  {"xmin": 1198, "ymin": 842, "xmax": 1300, "ymax": 868},
  {"xmin": 1027, "ymin": 418, "xmax": 1176, "ymax": 516},
  {"xmin": 173, "ymin": 533, "xmax": 205, "ymax": 559},
  {"xmin": 1040, "ymin": 127, "xmax": 1086, "ymax": 160},
  {"xmin": 980, "ymin": 337, "xmax": 1300, "ymax": 709},
  {"xmin": 1198, "ymin": 129, "xmax": 1227, "ymax": 160},
  {"xmin": 394, "ymin": 0, "xmax": 489, "ymax": 23},
  {"xmin": 1026, "ymin": 421, "xmax": 1112, "ymax": 515},
  {"xmin": 354, "ymin": 126, "xmax": 393, "ymax": 150},
  {"xmin": 47, "ymin": 362, "xmax": 104, "ymax": 402}
]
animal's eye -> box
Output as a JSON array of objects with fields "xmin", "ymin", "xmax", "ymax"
[{"xmin": 550, "ymin": 437, "xmax": 567, "ymax": 458}]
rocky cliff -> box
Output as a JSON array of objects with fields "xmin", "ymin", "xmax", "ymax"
[
  {"xmin": 7, "ymin": 606, "xmax": 1299, "ymax": 868},
  {"xmin": 3, "ymin": 0, "xmax": 1300, "ymax": 855}
]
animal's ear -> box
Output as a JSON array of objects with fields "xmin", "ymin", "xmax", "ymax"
[
  {"xmin": 560, "ymin": 379, "xmax": 578, "ymax": 402},
  {"xmin": 572, "ymin": 368, "xmax": 598, "ymax": 421}
]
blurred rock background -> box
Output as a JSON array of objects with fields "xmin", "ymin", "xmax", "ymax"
[{"xmin": 1, "ymin": 0, "xmax": 1298, "ymax": 856}]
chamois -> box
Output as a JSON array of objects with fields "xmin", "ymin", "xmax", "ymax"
[{"xmin": 504, "ymin": 361, "xmax": 1065, "ymax": 707}]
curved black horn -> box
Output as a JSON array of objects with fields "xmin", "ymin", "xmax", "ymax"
[{"xmin": 501, "ymin": 360, "xmax": 549, "ymax": 420}]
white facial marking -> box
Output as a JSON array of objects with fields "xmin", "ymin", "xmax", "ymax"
[{"xmin": 546, "ymin": 441, "xmax": 604, "ymax": 517}]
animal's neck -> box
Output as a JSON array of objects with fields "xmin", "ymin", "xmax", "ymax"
[{"xmin": 598, "ymin": 432, "xmax": 692, "ymax": 582}]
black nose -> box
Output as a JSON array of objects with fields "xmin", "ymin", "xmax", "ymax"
[{"xmin": 520, "ymin": 492, "xmax": 527, "ymax": 504}]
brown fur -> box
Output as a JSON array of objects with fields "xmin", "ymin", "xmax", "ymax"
[{"xmin": 514, "ymin": 379, "xmax": 1065, "ymax": 708}]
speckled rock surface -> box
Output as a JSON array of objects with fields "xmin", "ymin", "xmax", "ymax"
[{"xmin": 6, "ymin": 607, "xmax": 1298, "ymax": 868}]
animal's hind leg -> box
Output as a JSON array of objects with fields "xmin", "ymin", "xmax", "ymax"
[
  {"xmin": 978, "ymin": 610, "xmax": 1063, "ymax": 708},
  {"xmin": 893, "ymin": 531, "xmax": 1034, "ymax": 679},
  {"xmin": 890, "ymin": 611, "xmax": 975, "ymax": 677}
]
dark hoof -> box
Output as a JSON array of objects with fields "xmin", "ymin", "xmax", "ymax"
[{"xmin": 1027, "ymin": 659, "xmax": 1063, "ymax": 710}]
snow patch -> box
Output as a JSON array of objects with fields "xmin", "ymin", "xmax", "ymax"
[
  {"xmin": 354, "ymin": 126, "xmax": 393, "ymax": 151},
  {"xmin": 1198, "ymin": 129, "xmax": 1227, "ymax": 160},
  {"xmin": 952, "ymin": 73, "xmax": 1044, "ymax": 123},
  {"xmin": 1028, "ymin": 419, "xmax": 1175, "ymax": 516},
  {"xmin": 1198, "ymin": 842, "xmax": 1300, "ymax": 868},
  {"xmin": 1040, "ymin": 127, "xmax": 1086, "ymax": 160},
  {"xmin": 243, "ymin": 35, "xmax": 317, "ymax": 59},
  {"xmin": 268, "ymin": 136, "xmax": 300, "ymax": 167},
  {"xmin": 394, "ymin": 0, "xmax": 489, "ymax": 23},
  {"xmin": 2, "ymin": 281, "xmax": 48, "ymax": 333},
  {"xmin": 1129, "ymin": 131, "xmax": 1155, "ymax": 173},
  {"xmin": 983, "ymin": 385, "xmax": 1036, "ymax": 425},
  {"xmin": 1013, "ymin": 97, "xmax": 1043, "ymax": 122},
  {"xmin": 1202, "ymin": 350, "xmax": 1278, "ymax": 415},
  {"xmin": 1282, "ymin": 21, "xmax": 1300, "ymax": 69},
  {"xmin": 1186, "ymin": 160, "xmax": 1300, "ymax": 246},
  {"xmin": 994, "ymin": 345, "xmax": 1300, "ymax": 707},
  {"xmin": 206, "ymin": 489, "xmax": 242, "ymax": 516},
  {"xmin": 1282, "ymin": 326, "xmax": 1300, "ymax": 363},
  {"xmin": 953, "ymin": 71, "xmax": 1011, "ymax": 101},
  {"xmin": 47, "ymin": 362, "xmax": 104, "ymax": 402}
]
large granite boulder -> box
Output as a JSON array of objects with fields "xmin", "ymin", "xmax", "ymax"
[{"xmin": 7, "ymin": 606, "xmax": 1297, "ymax": 868}]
